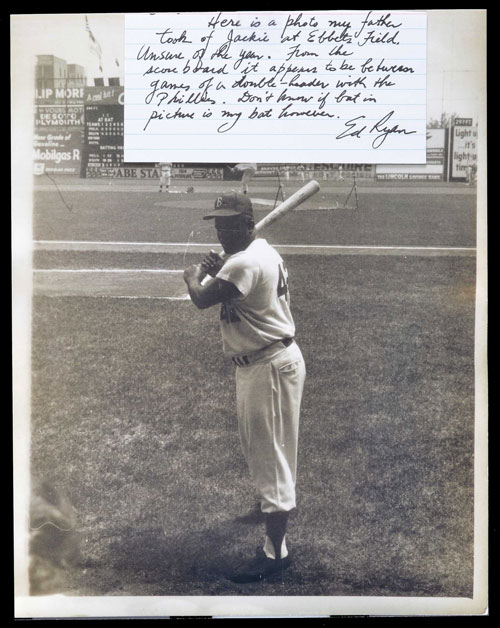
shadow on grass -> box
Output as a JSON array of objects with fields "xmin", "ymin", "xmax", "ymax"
[
  {"xmin": 90, "ymin": 518, "xmax": 269, "ymax": 595},
  {"xmin": 73, "ymin": 511, "xmax": 466, "ymax": 598}
]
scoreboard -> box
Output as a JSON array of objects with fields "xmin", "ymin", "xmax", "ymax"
[{"xmin": 81, "ymin": 86, "xmax": 124, "ymax": 177}]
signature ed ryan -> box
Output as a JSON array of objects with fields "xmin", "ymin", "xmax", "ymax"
[{"xmin": 335, "ymin": 110, "xmax": 417, "ymax": 148}]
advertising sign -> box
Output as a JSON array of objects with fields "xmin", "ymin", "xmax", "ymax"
[
  {"xmin": 90, "ymin": 166, "xmax": 161, "ymax": 179},
  {"xmin": 84, "ymin": 86, "xmax": 125, "ymax": 106},
  {"xmin": 34, "ymin": 86, "xmax": 85, "ymax": 129},
  {"xmin": 375, "ymin": 169, "xmax": 444, "ymax": 181},
  {"xmin": 375, "ymin": 128, "xmax": 446, "ymax": 181},
  {"xmin": 33, "ymin": 129, "xmax": 83, "ymax": 174},
  {"xmin": 35, "ymin": 87, "xmax": 85, "ymax": 104},
  {"xmin": 175, "ymin": 167, "xmax": 223, "ymax": 180},
  {"xmin": 331, "ymin": 164, "xmax": 374, "ymax": 180},
  {"xmin": 34, "ymin": 105, "xmax": 84, "ymax": 128},
  {"xmin": 33, "ymin": 86, "xmax": 84, "ymax": 173},
  {"xmin": 450, "ymin": 123, "xmax": 477, "ymax": 181},
  {"xmin": 425, "ymin": 128, "xmax": 446, "ymax": 165},
  {"xmin": 86, "ymin": 165, "xmax": 225, "ymax": 179}
]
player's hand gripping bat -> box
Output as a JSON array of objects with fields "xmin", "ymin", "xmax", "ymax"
[{"xmin": 201, "ymin": 179, "xmax": 321, "ymax": 279}]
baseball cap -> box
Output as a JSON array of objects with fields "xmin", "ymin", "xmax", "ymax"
[{"xmin": 203, "ymin": 191, "xmax": 253, "ymax": 220}]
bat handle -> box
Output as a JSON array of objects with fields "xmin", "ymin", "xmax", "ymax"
[{"xmin": 200, "ymin": 249, "xmax": 225, "ymax": 285}]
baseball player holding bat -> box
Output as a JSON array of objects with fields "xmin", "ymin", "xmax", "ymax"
[{"xmin": 183, "ymin": 190, "xmax": 307, "ymax": 583}]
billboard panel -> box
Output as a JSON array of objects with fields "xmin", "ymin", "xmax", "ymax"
[
  {"xmin": 86, "ymin": 166, "xmax": 161, "ymax": 179},
  {"xmin": 450, "ymin": 122, "xmax": 478, "ymax": 181},
  {"xmin": 375, "ymin": 129, "xmax": 446, "ymax": 181},
  {"xmin": 84, "ymin": 165, "xmax": 225, "ymax": 180},
  {"xmin": 33, "ymin": 130, "xmax": 83, "ymax": 174},
  {"xmin": 34, "ymin": 105, "xmax": 84, "ymax": 128},
  {"xmin": 33, "ymin": 87, "xmax": 84, "ymax": 174},
  {"xmin": 174, "ymin": 167, "xmax": 223, "ymax": 180}
]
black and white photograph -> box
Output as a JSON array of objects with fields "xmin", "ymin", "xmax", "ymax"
[{"xmin": 12, "ymin": 10, "xmax": 487, "ymax": 618}]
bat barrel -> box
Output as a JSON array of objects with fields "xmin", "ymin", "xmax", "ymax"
[{"xmin": 254, "ymin": 179, "xmax": 320, "ymax": 233}]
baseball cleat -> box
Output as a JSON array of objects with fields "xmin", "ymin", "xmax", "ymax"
[{"xmin": 228, "ymin": 548, "xmax": 291, "ymax": 583}]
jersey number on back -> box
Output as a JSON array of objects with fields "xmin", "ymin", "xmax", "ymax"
[{"xmin": 277, "ymin": 263, "xmax": 289, "ymax": 299}]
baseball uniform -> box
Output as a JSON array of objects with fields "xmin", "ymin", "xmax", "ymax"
[
  {"xmin": 216, "ymin": 237, "xmax": 306, "ymax": 556},
  {"xmin": 232, "ymin": 163, "xmax": 257, "ymax": 194},
  {"xmin": 184, "ymin": 192, "xmax": 305, "ymax": 577},
  {"xmin": 158, "ymin": 162, "xmax": 172, "ymax": 192}
]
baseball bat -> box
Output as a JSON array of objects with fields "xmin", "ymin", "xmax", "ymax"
[
  {"xmin": 253, "ymin": 179, "xmax": 320, "ymax": 234},
  {"xmin": 200, "ymin": 179, "xmax": 320, "ymax": 281}
]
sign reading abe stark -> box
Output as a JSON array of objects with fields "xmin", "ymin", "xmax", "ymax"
[{"xmin": 124, "ymin": 11, "xmax": 427, "ymax": 163}]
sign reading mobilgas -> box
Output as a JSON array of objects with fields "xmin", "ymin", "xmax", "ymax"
[{"xmin": 33, "ymin": 130, "xmax": 83, "ymax": 174}]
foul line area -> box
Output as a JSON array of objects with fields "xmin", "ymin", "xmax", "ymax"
[{"xmin": 33, "ymin": 240, "xmax": 476, "ymax": 300}]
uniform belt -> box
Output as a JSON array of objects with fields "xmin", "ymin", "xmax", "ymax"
[{"xmin": 232, "ymin": 337, "xmax": 294, "ymax": 367}]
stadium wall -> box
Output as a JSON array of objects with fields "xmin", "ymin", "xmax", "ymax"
[{"xmin": 32, "ymin": 70, "xmax": 476, "ymax": 182}]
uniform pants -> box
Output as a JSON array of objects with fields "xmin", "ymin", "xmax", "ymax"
[{"xmin": 235, "ymin": 342, "xmax": 306, "ymax": 515}]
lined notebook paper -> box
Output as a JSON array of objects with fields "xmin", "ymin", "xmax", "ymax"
[{"xmin": 124, "ymin": 11, "xmax": 427, "ymax": 163}]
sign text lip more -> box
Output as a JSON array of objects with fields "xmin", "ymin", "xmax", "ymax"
[{"xmin": 36, "ymin": 88, "xmax": 85, "ymax": 100}]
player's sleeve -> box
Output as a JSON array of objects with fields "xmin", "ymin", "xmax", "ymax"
[{"xmin": 216, "ymin": 255, "xmax": 259, "ymax": 300}]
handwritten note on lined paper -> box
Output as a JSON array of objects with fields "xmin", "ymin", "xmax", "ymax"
[{"xmin": 124, "ymin": 11, "xmax": 427, "ymax": 163}]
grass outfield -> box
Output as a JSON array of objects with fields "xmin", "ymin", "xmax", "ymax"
[
  {"xmin": 29, "ymin": 253, "xmax": 475, "ymax": 597},
  {"xmin": 32, "ymin": 187, "xmax": 476, "ymax": 248}
]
